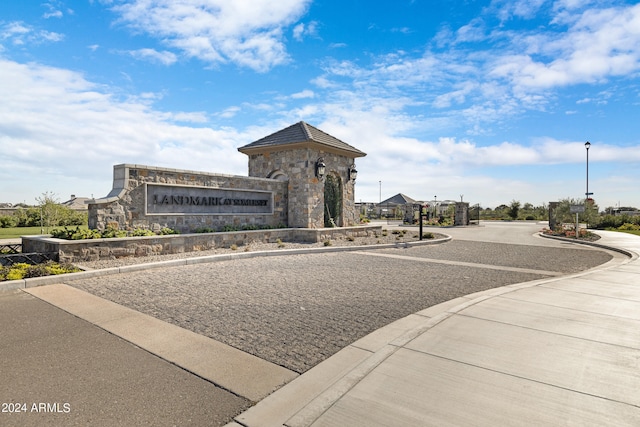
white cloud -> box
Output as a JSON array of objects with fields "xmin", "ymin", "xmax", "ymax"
[
  {"xmin": 111, "ymin": 0, "xmax": 311, "ymax": 72},
  {"xmin": 489, "ymin": 0, "xmax": 547, "ymax": 21},
  {"xmin": 0, "ymin": 58, "xmax": 248, "ymax": 202},
  {"xmin": 127, "ymin": 48, "xmax": 178, "ymax": 65},
  {"xmin": 43, "ymin": 10, "xmax": 63, "ymax": 19},
  {"xmin": 0, "ymin": 21, "xmax": 64, "ymax": 45},
  {"xmin": 293, "ymin": 21, "xmax": 318, "ymax": 41},
  {"xmin": 291, "ymin": 89, "xmax": 314, "ymax": 99},
  {"xmin": 489, "ymin": 4, "xmax": 640, "ymax": 90},
  {"xmin": 217, "ymin": 106, "xmax": 241, "ymax": 118}
]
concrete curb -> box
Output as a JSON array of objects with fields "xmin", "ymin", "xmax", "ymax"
[
  {"xmin": 539, "ymin": 232, "xmax": 638, "ymax": 260},
  {"xmin": 0, "ymin": 236, "xmax": 451, "ymax": 292},
  {"xmin": 25, "ymin": 283, "xmax": 298, "ymax": 402}
]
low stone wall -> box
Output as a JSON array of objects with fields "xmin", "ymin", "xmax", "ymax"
[
  {"xmin": 22, "ymin": 225, "xmax": 382, "ymax": 263},
  {"xmin": 88, "ymin": 164, "xmax": 289, "ymax": 233}
]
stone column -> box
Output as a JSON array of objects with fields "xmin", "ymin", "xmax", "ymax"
[{"xmin": 454, "ymin": 202, "xmax": 470, "ymax": 226}]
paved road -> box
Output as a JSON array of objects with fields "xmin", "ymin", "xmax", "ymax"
[
  {"xmin": 2, "ymin": 222, "xmax": 621, "ymax": 426},
  {"xmin": 66, "ymin": 222, "xmax": 614, "ymax": 374},
  {"xmin": 0, "ymin": 290, "xmax": 251, "ymax": 427}
]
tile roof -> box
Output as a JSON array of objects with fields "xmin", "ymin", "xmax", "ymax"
[
  {"xmin": 379, "ymin": 193, "xmax": 417, "ymax": 206},
  {"xmin": 238, "ymin": 121, "xmax": 366, "ymax": 157}
]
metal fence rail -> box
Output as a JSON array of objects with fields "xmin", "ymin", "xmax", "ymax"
[
  {"xmin": 0, "ymin": 243, "xmax": 22, "ymax": 254},
  {"xmin": 0, "ymin": 252, "xmax": 58, "ymax": 267}
]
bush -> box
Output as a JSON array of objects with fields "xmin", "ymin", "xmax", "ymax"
[
  {"xmin": 101, "ymin": 226, "xmax": 128, "ymax": 238},
  {"xmin": 0, "ymin": 215, "xmax": 18, "ymax": 228},
  {"xmin": 0, "ymin": 261, "xmax": 81, "ymax": 282},
  {"xmin": 51, "ymin": 226, "xmax": 178, "ymax": 240},
  {"xmin": 618, "ymin": 223, "xmax": 640, "ymax": 231},
  {"xmin": 5, "ymin": 263, "xmax": 29, "ymax": 280},
  {"xmin": 194, "ymin": 227, "xmax": 216, "ymax": 233},
  {"xmin": 159, "ymin": 227, "xmax": 180, "ymax": 235},
  {"xmin": 130, "ymin": 228, "xmax": 155, "ymax": 237}
]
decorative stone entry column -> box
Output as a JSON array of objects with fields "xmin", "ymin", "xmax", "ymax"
[
  {"xmin": 454, "ymin": 202, "xmax": 470, "ymax": 226},
  {"xmin": 238, "ymin": 122, "xmax": 366, "ymax": 228}
]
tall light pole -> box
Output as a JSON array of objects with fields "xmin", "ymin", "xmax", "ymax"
[
  {"xmin": 585, "ymin": 141, "xmax": 591, "ymax": 200},
  {"xmin": 379, "ymin": 180, "xmax": 381, "ymax": 219}
]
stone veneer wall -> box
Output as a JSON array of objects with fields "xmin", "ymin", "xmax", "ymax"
[
  {"xmin": 454, "ymin": 202, "xmax": 470, "ymax": 226},
  {"xmin": 22, "ymin": 226, "xmax": 382, "ymax": 263},
  {"xmin": 88, "ymin": 164, "xmax": 288, "ymax": 233},
  {"xmin": 246, "ymin": 147, "xmax": 358, "ymax": 228}
]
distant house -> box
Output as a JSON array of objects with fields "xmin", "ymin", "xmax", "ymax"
[
  {"xmin": 376, "ymin": 193, "xmax": 417, "ymax": 217},
  {"xmin": 61, "ymin": 195, "xmax": 90, "ymax": 211}
]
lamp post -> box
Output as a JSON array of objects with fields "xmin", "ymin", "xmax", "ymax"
[
  {"xmin": 379, "ymin": 181, "xmax": 381, "ymax": 219},
  {"xmin": 584, "ymin": 141, "xmax": 592, "ymax": 231},
  {"xmin": 585, "ymin": 141, "xmax": 591, "ymax": 200}
]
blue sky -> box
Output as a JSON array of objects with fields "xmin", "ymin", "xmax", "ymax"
[{"xmin": 1, "ymin": 0, "xmax": 639, "ymax": 210}]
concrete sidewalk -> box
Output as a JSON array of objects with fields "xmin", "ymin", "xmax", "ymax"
[{"xmin": 230, "ymin": 230, "xmax": 640, "ymax": 426}]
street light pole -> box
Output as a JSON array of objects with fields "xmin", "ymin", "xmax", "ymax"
[{"xmin": 585, "ymin": 141, "xmax": 591, "ymax": 199}]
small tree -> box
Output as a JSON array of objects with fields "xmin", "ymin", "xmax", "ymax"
[
  {"xmin": 508, "ymin": 200, "xmax": 521, "ymax": 220},
  {"xmin": 35, "ymin": 191, "xmax": 64, "ymax": 233},
  {"xmin": 552, "ymin": 198, "xmax": 599, "ymax": 229}
]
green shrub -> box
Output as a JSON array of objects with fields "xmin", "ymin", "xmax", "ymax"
[
  {"xmin": 24, "ymin": 263, "xmax": 50, "ymax": 278},
  {"xmin": 72, "ymin": 228, "xmax": 102, "ymax": 239},
  {"xmin": 159, "ymin": 227, "xmax": 180, "ymax": 235},
  {"xmin": 51, "ymin": 227, "xmax": 76, "ymax": 239},
  {"xmin": 51, "ymin": 226, "xmax": 101, "ymax": 240},
  {"xmin": 101, "ymin": 226, "xmax": 128, "ymax": 238},
  {"xmin": 422, "ymin": 232, "xmax": 434, "ymax": 239},
  {"xmin": 618, "ymin": 223, "xmax": 640, "ymax": 231},
  {"xmin": 0, "ymin": 215, "xmax": 18, "ymax": 228},
  {"xmin": 0, "ymin": 261, "xmax": 81, "ymax": 282},
  {"xmin": 130, "ymin": 228, "xmax": 155, "ymax": 237},
  {"xmin": 6, "ymin": 263, "xmax": 29, "ymax": 280},
  {"xmin": 323, "ymin": 240, "xmax": 332, "ymax": 246},
  {"xmin": 194, "ymin": 227, "xmax": 216, "ymax": 233}
]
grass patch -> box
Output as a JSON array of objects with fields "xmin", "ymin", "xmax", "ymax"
[{"xmin": 0, "ymin": 226, "xmax": 89, "ymax": 239}]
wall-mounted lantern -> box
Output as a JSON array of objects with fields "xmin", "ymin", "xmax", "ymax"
[
  {"xmin": 315, "ymin": 157, "xmax": 326, "ymax": 179},
  {"xmin": 348, "ymin": 164, "xmax": 358, "ymax": 182}
]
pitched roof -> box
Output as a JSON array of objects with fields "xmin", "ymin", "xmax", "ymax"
[
  {"xmin": 61, "ymin": 196, "xmax": 90, "ymax": 210},
  {"xmin": 238, "ymin": 121, "xmax": 366, "ymax": 158},
  {"xmin": 379, "ymin": 193, "xmax": 417, "ymax": 206}
]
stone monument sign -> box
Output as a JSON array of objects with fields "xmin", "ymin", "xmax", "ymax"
[{"xmin": 88, "ymin": 122, "xmax": 366, "ymax": 232}]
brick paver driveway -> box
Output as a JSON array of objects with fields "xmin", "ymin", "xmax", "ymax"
[{"xmin": 67, "ymin": 222, "xmax": 615, "ymax": 373}]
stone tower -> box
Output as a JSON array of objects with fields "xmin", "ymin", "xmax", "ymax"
[{"xmin": 238, "ymin": 122, "xmax": 366, "ymax": 228}]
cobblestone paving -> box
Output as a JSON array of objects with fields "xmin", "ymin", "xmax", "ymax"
[
  {"xmin": 66, "ymin": 240, "xmax": 613, "ymax": 374},
  {"xmin": 377, "ymin": 240, "xmax": 613, "ymax": 273}
]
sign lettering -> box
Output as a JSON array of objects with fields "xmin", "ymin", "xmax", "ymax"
[{"xmin": 146, "ymin": 184, "xmax": 272, "ymax": 215}]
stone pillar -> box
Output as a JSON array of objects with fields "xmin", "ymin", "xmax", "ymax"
[
  {"xmin": 548, "ymin": 202, "xmax": 559, "ymax": 230},
  {"xmin": 454, "ymin": 202, "xmax": 470, "ymax": 226}
]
